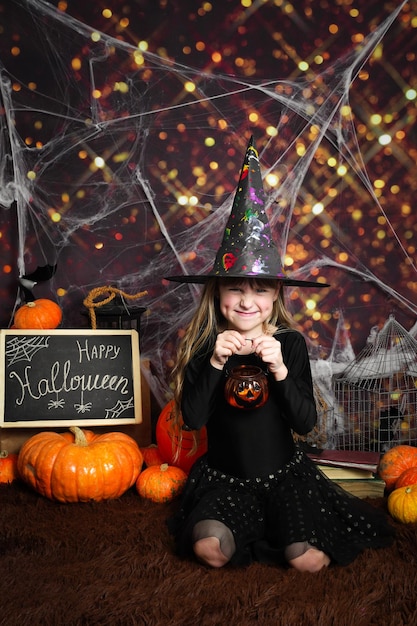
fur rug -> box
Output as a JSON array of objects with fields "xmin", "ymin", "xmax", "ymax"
[{"xmin": 1, "ymin": 482, "xmax": 417, "ymax": 626}]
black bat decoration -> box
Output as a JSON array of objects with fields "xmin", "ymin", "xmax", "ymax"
[{"xmin": 19, "ymin": 264, "xmax": 57, "ymax": 302}]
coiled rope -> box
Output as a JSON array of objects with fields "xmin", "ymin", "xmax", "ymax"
[{"xmin": 83, "ymin": 286, "xmax": 147, "ymax": 329}]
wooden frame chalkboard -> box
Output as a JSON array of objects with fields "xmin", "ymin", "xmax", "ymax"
[{"xmin": 0, "ymin": 329, "xmax": 142, "ymax": 427}]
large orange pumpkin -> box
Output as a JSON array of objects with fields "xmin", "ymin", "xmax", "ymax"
[
  {"xmin": 14, "ymin": 298, "xmax": 62, "ymax": 329},
  {"xmin": 155, "ymin": 400, "xmax": 207, "ymax": 473},
  {"xmin": 378, "ymin": 445, "xmax": 417, "ymax": 491},
  {"xmin": 17, "ymin": 426, "xmax": 143, "ymax": 502},
  {"xmin": 388, "ymin": 484, "xmax": 417, "ymax": 524},
  {"xmin": 0, "ymin": 453, "xmax": 19, "ymax": 484},
  {"xmin": 136, "ymin": 463, "xmax": 187, "ymax": 503}
]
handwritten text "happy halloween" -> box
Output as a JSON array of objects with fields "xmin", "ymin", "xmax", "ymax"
[{"xmin": 8, "ymin": 340, "xmax": 128, "ymax": 405}]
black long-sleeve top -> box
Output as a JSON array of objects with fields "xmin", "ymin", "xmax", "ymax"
[{"xmin": 181, "ymin": 329, "xmax": 317, "ymax": 479}]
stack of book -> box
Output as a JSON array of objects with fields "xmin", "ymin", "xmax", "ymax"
[{"xmin": 307, "ymin": 449, "xmax": 386, "ymax": 498}]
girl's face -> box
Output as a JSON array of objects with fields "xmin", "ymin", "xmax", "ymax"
[{"xmin": 218, "ymin": 280, "xmax": 280, "ymax": 337}]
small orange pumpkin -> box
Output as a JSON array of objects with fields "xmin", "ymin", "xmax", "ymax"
[
  {"xmin": 156, "ymin": 400, "xmax": 207, "ymax": 474},
  {"xmin": 140, "ymin": 444, "xmax": 164, "ymax": 467},
  {"xmin": 14, "ymin": 298, "xmax": 62, "ymax": 329},
  {"xmin": 136, "ymin": 463, "xmax": 187, "ymax": 503},
  {"xmin": 378, "ymin": 445, "xmax": 417, "ymax": 491},
  {"xmin": 0, "ymin": 452, "xmax": 19, "ymax": 484},
  {"xmin": 17, "ymin": 426, "xmax": 143, "ymax": 502},
  {"xmin": 388, "ymin": 484, "xmax": 417, "ymax": 524},
  {"xmin": 395, "ymin": 466, "xmax": 417, "ymax": 489}
]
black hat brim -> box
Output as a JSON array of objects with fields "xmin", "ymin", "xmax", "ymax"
[{"xmin": 165, "ymin": 274, "xmax": 329, "ymax": 288}]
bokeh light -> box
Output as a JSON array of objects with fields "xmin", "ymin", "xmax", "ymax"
[{"xmin": 0, "ymin": 0, "xmax": 416, "ymax": 405}]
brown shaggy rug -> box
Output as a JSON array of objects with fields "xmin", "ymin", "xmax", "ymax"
[{"xmin": 1, "ymin": 481, "xmax": 416, "ymax": 626}]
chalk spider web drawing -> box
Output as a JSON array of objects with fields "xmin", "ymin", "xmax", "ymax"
[
  {"xmin": 105, "ymin": 398, "xmax": 134, "ymax": 419},
  {"xmin": 74, "ymin": 391, "xmax": 92, "ymax": 414},
  {"xmin": 6, "ymin": 336, "xmax": 50, "ymax": 366}
]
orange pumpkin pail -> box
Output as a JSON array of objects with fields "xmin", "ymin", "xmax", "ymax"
[{"xmin": 224, "ymin": 365, "xmax": 269, "ymax": 409}]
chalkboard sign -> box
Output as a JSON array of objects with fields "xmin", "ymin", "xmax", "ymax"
[{"xmin": 0, "ymin": 329, "xmax": 142, "ymax": 427}]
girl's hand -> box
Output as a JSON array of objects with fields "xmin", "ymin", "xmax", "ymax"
[
  {"xmin": 210, "ymin": 330, "xmax": 247, "ymax": 370},
  {"xmin": 251, "ymin": 335, "xmax": 288, "ymax": 381}
]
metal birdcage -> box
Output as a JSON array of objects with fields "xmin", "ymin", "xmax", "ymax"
[{"xmin": 333, "ymin": 315, "xmax": 417, "ymax": 452}]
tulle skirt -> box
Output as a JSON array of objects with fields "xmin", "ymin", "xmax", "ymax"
[{"xmin": 168, "ymin": 448, "xmax": 394, "ymax": 566}]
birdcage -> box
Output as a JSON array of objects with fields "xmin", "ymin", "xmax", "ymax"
[{"xmin": 333, "ymin": 315, "xmax": 417, "ymax": 452}]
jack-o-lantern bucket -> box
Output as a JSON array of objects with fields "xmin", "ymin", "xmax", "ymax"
[
  {"xmin": 156, "ymin": 400, "xmax": 208, "ymax": 474},
  {"xmin": 224, "ymin": 365, "xmax": 269, "ymax": 409}
]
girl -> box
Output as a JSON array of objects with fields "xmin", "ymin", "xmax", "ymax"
[
  {"xmin": 167, "ymin": 136, "xmax": 393, "ymax": 571},
  {"xmin": 168, "ymin": 276, "xmax": 393, "ymax": 571}
]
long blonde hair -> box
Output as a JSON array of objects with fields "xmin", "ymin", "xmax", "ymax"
[{"xmin": 171, "ymin": 277, "xmax": 294, "ymax": 419}]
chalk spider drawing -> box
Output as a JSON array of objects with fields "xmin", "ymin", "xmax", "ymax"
[
  {"xmin": 48, "ymin": 398, "xmax": 65, "ymax": 409},
  {"xmin": 74, "ymin": 402, "xmax": 93, "ymax": 414},
  {"xmin": 74, "ymin": 390, "xmax": 92, "ymax": 414}
]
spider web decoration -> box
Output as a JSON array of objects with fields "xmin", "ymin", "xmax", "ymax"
[
  {"xmin": 333, "ymin": 315, "xmax": 417, "ymax": 452},
  {"xmin": 0, "ymin": 1, "xmax": 416, "ymax": 409},
  {"xmin": 310, "ymin": 310, "xmax": 357, "ymax": 448}
]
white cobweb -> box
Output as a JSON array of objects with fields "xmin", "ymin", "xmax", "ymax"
[{"xmin": 1, "ymin": 0, "xmax": 416, "ymax": 414}]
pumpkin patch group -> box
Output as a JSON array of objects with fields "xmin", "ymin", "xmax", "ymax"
[
  {"xmin": 378, "ymin": 445, "xmax": 417, "ymax": 524},
  {"xmin": 378, "ymin": 444, "xmax": 417, "ymax": 492},
  {"xmin": 13, "ymin": 423, "xmax": 189, "ymax": 505}
]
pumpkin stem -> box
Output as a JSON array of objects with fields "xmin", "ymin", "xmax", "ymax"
[
  {"xmin": 26, "ymin": 302, "xmax": 36, "ymax": 308},
  {"xmin": 160, "ymin": 463, "xmax": 169, "ymax": 471},
  {"xmin": 69, "ymin": 426, "xmax": 89, "ymax": 447}
]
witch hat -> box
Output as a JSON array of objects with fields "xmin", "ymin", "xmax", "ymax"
[{"xmin": 167, "ymin": 136, "xmax": 328, "ymax": 288}]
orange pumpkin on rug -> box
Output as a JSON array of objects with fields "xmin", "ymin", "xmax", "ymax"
[
  {"xmin": 136, "ymin": 463, "xmax": 187, "ymax": 503},
  {"xmin": 388, "ymin": 484, "xmax": 417, "ymax": 524},
  {"xmin": 394, "ymin": 466, "xmax": 417, "ymax": 489},
  {"xmin": 156, "ymin": 400, "xmax": 207, "ymax": 473},
  {"xmin": 140, "ymin": 444, "xmax": 164, "ymax": 467},
  {"xmin": 0, "ymin": 453, "xmax": 19, "ymax": 484},
  {"xmin": 14, "ymin": 298, "xmax": 62, "ymax": 329},
  {"xmin": 17, "ymin": 426, "xmax": 143, "ymax": 502},
  {"xmin": 378, "ymin": 445, "xmax": 417, "ymax": 491}
]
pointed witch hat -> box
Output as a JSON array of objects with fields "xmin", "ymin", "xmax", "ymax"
[{"xmin": 167, "ymin": 136, "xmax": 328, "ymax": 288}]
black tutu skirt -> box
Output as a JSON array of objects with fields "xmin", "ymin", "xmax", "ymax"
[{"xmin": 168, "ymin": 448, "xmax": 394, "ymax": 567}]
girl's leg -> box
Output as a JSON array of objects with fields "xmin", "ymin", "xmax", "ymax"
[
  {"xmin": 284, "ymin": 541, "xmax": 330, "ymax": 573},
  {"xmin": 192, "ymin": 519, "xmax": 236, "ymax": 568}
]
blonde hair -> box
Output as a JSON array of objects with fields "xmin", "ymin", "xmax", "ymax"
[{"xmin": 171, "ymin": 277, "xmax": 295, "ymax": 445}]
